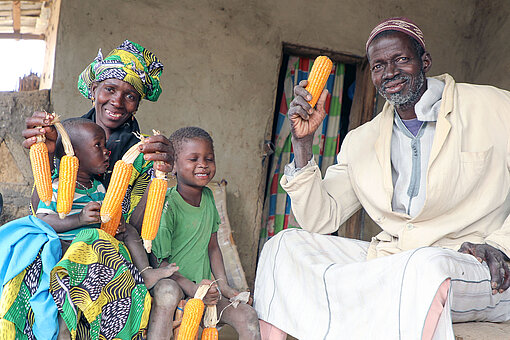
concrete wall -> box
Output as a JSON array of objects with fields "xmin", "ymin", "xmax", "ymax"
[{"xmin": 50, "ymin": 0, "xmax": 509, "ymax": 285}]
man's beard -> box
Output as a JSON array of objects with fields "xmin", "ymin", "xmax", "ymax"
[{"xmin": 378, "ymin": 72, "xmax": 425, "ymax": 108}]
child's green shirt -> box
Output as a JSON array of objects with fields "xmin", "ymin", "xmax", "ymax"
[{"xmin": 152, "ymin": 186, "xmax": 220, "ymax": 283}]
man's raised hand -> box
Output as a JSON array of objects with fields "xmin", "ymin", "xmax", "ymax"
[{"xmin": 288, "ymin": 80, "xmax": 328, "ymax": 140}]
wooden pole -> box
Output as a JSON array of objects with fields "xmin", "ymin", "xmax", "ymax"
[{"xmin": 12, "ymin": 1, "xmax": 20, "ymax": 34}]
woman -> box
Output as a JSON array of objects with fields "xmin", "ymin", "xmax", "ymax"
[{"xmin": 11, "ymin": 40, "xmax": 173, "ymax": 340}]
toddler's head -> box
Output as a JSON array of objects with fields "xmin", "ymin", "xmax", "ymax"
[
  {"xmin": 56, "ymin": 118, "xmax": 110, "ymax": 176},
  {"xmin": 169, "ymin": 127, "xmax": 215, "ymax": 188}
]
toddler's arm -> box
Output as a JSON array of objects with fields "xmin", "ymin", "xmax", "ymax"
[{"xmin": 37, "ymin": 201, "xmax": 101, "ymax": 233}]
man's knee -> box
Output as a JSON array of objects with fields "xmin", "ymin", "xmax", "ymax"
[{"xmin": 151, "ymin": 278, "xmax": 183, "ymax": 307}]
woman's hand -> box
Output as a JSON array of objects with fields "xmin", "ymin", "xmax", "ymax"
[
  {"xmin": 22, "ymin": 111, "xmax": 58, "ymax": 152},
  {"xmin": 138, "ymin": 135, "xmax": 174, "ymax": 173}
]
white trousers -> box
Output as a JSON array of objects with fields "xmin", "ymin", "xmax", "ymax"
[{"xmin": 253, "ymin": 229, "xmax": 510, "ymax": 340}]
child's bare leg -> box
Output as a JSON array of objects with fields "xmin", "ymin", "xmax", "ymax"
[
  {"xmin": 147, "ymin": 278, "xmax": 183, "ymax": 339},
  {"xmin": 216, "ymin": 297, "xmax": 261, "ymax": 340},
  {"xmin": 119, "ymin": 224, "xmax": 178, "ymax": 289}
]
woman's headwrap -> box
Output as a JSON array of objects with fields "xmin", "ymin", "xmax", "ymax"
[
  {"xmin": 78, "ymin": 40, "xmax": 164, "ymax": 102},
  {"xmin": 366, "ymin": 17, "xmax": 426, "ymax": 53}
]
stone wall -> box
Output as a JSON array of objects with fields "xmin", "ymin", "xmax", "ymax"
[{"xmin": 0, "ymin": 90, "xmax": 51, "ymax": 224}]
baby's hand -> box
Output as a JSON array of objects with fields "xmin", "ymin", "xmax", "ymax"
[
  {"xmin": 116, "ymin": 216, "xmax": 127, "ymax": 234},
  {"xmin": 198, "ymin": 279, "xmax": 220, "ymax": 306},
  {"xmin": 78, "ymin": 202, "xmax": 101, "ymax": 225}
]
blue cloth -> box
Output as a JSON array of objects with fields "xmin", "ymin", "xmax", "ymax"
[{"xmin": 0, "ymin": 215, "xmax": 62, "ymax": 340}]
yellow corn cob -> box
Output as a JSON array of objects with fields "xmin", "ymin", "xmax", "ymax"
[
  {"xmin": 177, "ymin": 285, "xmax": 210, "ymax": 340},
  {"xmin": 101, "ymin": 207, "xmax": 122, "ymax": 236},
  {"xmin": 54, "ymin": 120, "xmax": 79, "ymax": 219},
  {"xmin": 305, "ymin": 56, "xmax": 333, "ymax": 108},
  {"xmin": 141, "ymin": 177, "xmax": 167, "ymax": 252},
  {"xmin": 30, "ymin": 137, "xmax": 52, "ymax": 206},
  {"xmin": 141, "ymin": 130, "xmax": 168, "ymax": 253},
  {"xmin": 100, "ymin": 142, "xmax": 141, "ymax": 223},
  {"xmin": 56, "ymin": 155, "xmax": 79, "ymax": 219},
  {"xmin": 200, "ymin": 327, "xmax": 218, "ymax": 340},
  {"xmin": 201, "ymin": 305, "xmax": 218, "ymax": 340}
]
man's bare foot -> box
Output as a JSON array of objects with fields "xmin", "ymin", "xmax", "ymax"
[{"xmin": 141, "ymin": 263, "xmax": 179, "ymax": 290}]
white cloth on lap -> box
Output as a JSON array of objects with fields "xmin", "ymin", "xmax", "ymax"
[{"xmin": 254, "ymin": 229, "xmax": 510, "ymax": 340}]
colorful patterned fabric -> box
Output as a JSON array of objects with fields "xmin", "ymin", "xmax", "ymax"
[
  {"xmin": 50, "ymin": 228, "xmax": 151, "ymax": 340},
  {"xmin": 259, "ymin": 56, "xmax": 346, "ymax": 249},
  {"xmin": 366, "ymin": 17, "xmax": 426, "ymax": 52},
  {"xmin": 78, "ymin": 40, "xmax": 164, "ymax": 102},
  {"xmin": 0, "ymin": 216, "xmax": 62, "ymax": 340}
]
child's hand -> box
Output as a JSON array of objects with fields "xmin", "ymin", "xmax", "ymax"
[
  {"xmin": 116, "ymin": 216, "xmax": 127, "ymax": 234},
  {"xmin": 78, "ymin": 202, "xmax": 101, "ymax": 225},
  {"xmin": 219, "ymin": 283, "xmax": 239, "ymax": 300},
  {"xmin": 198, "ymin": 279, "xmax": 220, "ymax": 306}
]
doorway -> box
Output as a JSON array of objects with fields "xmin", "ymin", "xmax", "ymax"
[{"xmin": 258, "ymin": 43, "xmax": 376, "ymax": 252}]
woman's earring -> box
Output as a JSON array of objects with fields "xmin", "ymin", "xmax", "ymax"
[
  {"xmin": 91, "ymin": 96, "xmax": 95, "ymax": 106},
  {"xmin": 131, "ymin": 111, "xmax": 137, "ymax": 120}
]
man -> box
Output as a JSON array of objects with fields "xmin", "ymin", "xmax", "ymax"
[{"xmin": 254, "ymin": 17, "xmax": 510, "ymax": 340}]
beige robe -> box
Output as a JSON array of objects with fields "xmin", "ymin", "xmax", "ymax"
[{"xmin": 281, "ymin": 73, "xmax": 510, "ymax": 259}]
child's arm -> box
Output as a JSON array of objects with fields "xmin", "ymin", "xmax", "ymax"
[
  {"xmin": 36, "ymin": 201, "xmax": 101, "ymax": 232},
  {"xmin": 149, "ymin": 253, "xmax": 220, "ymax": 305},
  {"xmin": 208, "ymin": 232, "xmax": 240, "ymax": 300}
]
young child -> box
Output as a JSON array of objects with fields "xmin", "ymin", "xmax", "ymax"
[
  {"xmin": 141, "ymin": 127, "xmax": 260, "ymax": 339},
  {"xmin": 35, "ymin": 118, "xmax": 177, "ymax": 289}
]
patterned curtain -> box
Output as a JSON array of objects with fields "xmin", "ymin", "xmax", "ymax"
[{"xmin": 259, "ymin": 56, "xmax": 347, "ymax": 250}]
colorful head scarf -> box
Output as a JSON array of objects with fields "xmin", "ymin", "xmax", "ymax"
[
  {"xmin": 78, "ymin": 40, "xmax": 164, "ymax": 102},
  {"xmin": 366, "ymin": 17, "xmax": 426, "ymax": 53}
]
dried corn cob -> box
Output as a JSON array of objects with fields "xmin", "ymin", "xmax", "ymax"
[
  {"xmin": 201, "ymin": 305, "xmax": 218, "ymax": 340},
  {"xmin": 141, "ymin": 130, "xmax": 168, "ymax": 253},
  {"xmin": 54, "ymin": 120, "xmax": 79, "ymax": 219},
  {"xmin": 101, "ymin": 207, "xmax": 122, "ymax": 236},
  {"xmin": 30, "ymin": 136, "xmax": 52, "ymax": 206},
  {"xmin": 177, "ymin": 285, "xmax": 210, "ymax": 340},
  {"xmin": 305, "ymin": 56, "xmax": 333, "ymax": 108},
  {"xmin": 100, "ymin": 141, "xmax": 141, "ymax": 223}
]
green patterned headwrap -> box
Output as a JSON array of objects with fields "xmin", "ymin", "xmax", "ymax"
[{"xmin": 78, "ymin": 40, "xmax": 163, "ymax": 102}]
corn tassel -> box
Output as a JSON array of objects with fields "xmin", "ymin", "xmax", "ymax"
[
  {"xmin": 141, "ymin": 130, "xmax": 168, "ymax": 253},
  {"xmin": 201, "ymin": 305, "xmax": 218, "ymax": 340},
  {"xmin": 30, "ymin": 137, "xmax": 52, "ymax": 206},
  {"xmin": 100, "ymin": 142, "xmax": 141, "ymax": 223},
  {"xmin": 53, "ymin": 119, "xmax": 79, "ymax": 219},
  {"xmin": 177, "ymin": 285, "xmax": 210, "ymax": 340},
  {"xmin": 101, "ymin": 207, "xmax": 122, "ymax": 236},
  {"xmin": 305, "ymin": 56, "xmax": 333, "ymax": 108}
]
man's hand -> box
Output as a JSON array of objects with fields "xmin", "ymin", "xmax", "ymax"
[
  {"xmin": 138, "ymin": 135, "xmax": 174, "ymax": 173},
  {"xmin": 78, "ymin": 202, "xmax": 101, "ymax": 225},
  {"xmin": 288, "ymin": 80, "xmax": 328, "ymax": 140},
  {"xmin": 22, "ymin": 111, "xmax": 58, "ymax": 152},
  {"xmin": 459, "ymin": 242, "xmax": 510, "ymax": 294}
]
